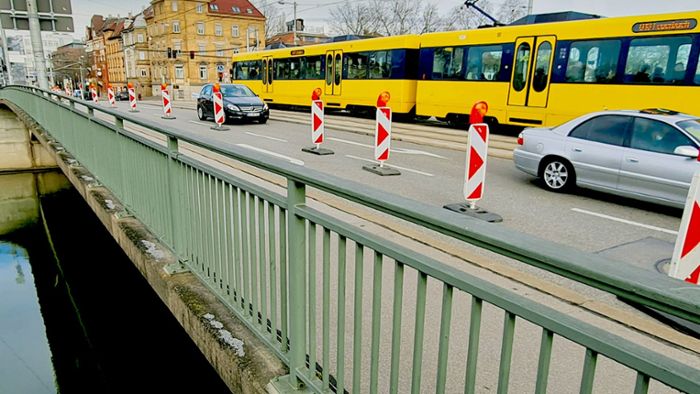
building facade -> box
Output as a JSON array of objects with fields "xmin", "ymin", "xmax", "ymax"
[
  {"xmin": 103, "ymin": 18, "xmax": 127, "ymax": 90},
  {"xmin": 123, "ymin": 12, "xmax": 152, "ymax": 98},
  {"xmin": 146, "ymin": 0, "xmax": 265, "ymax": 99}
]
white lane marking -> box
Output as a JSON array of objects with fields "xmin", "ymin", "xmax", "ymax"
[
  {"xmin": 571, "ymin": 208, "xmax": 678, "ymax": 235},
  {"xmin": 345, "ymin": 155, "xmax": 434, "ymax": 177},
  {"xmin": 329, "ymin": 137, "xmax": 445, "ymax": 159},
  {"xmin": 189, "ymin": 120, "xmax": 212, "ymax": 127},
  {"xmin": 236, "ymin": 144, "xmax": 304, "ymax": 166},
  {"xmin": 245, "ymin": 132, "xmax": 287, "ymax": 142}
]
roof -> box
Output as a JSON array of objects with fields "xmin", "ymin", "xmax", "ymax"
[
  {"xmin": 143, "ymin": 6, "xmax": 154, "ymax": 19},
  {"xmin": 510, "ymin": 11, "xmax": 602, "ymax": 25},
  {"xmin": 207, "ymin": 0, "xmax": 265, "ymax": 19}
]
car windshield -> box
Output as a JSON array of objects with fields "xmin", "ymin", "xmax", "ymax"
[
  {"xmin": 221, "ymin": 85, "xmax": 255, "ymax": 97},
  {"xmin": 677, "ymin": 119, "xmax": 700, "ymax": 141}
]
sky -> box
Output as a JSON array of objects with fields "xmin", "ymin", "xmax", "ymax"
[{"xmin": 69, "ymin": 0, "xmax": 699, "ymax": 39}]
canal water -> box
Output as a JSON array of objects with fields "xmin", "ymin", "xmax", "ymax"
[{"xmin": 0, "ymin": 172, "xmax": 231, "ymax": 393}]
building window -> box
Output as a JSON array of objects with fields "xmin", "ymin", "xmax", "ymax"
[
  {"xmin": 198, "ymin": 44, "xmax": 206, "ymax": 55},
  {"xmin": 210, "ymin": 4, "xmax": 218, "ymax": 11},
  {"xmin": 216, "ymin": 45, "xmax": 224, "ymax": 57},
  {"xmin": 232, "ymin": 25, "xmax": 239, "ymax": 37},
  {"xmin": 196, "ymin": 3, "xmax": 203, "ymax": 13},
  {"xmin": 233, "ymin": 48, "xmax": 240, "ymax": 54},
  {"xmin": 175, "ymin": 64, "xmax": 184, "ymax": 79},
  {"xmin": 140, "ymin": 68, "xmax": 148, "ymax": 77},
  {"xmin": 232, "ymin": 6, "xmax": 240, "ymax": 13},
  {"xmin": 215, "ymin": 23, "xmax": 222, "ymax": 36},
  {"xmin": 171, "ymin": 0, "xmax": 178, "ymax": 11},
  {"xmin": 199, "ymin": 64, "xmax": 208, "ymax": 79},
  {"xmin": 247, "ymin": 8, "xmax": 253, "ymax": 14},
  {"xmin": 139, "ymin": 51, "xmax": 146, "ymax": 60},
  {"xmin": 172, "ymin": 21, "xmax": 180, "ymax": 33},
  {"xmin": 173, "ymin": 41, "xmax": 181, "ymax": 51},
  {"xmin": 197, "ymin": 22, "xmax": 205, "ymax": 35}
]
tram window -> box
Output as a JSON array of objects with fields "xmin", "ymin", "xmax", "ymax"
[
  {"xmin": 466, "ymin": 45, "xmax": 503, "ymax": 81},
  {"xmin": 624, "ymin": 36, "xmax": 692, "ymax": 84},
  {"xmin": 288, "ymin": 58, "xmax": 301, "ymax": 79},
  {"xmin": 432, "ymin": 47, "xmax": 464, "ymax": 80},
  {"xmin": 345, "ymin": 52, "xmax": 368, "ymax": 79},
  {"xmin": 301, "ymin": 56, "xmax": 323, "ymax": 80},
  {"xmin": 274, "ymin": 59, "xmax": 289, "ymax": 80},
  {"xmin": 369, "ymin": 51, "xmax": 392, "ymax": 79},
  {"xmin": 696, "ymin": 51, "xmax": 700, "ymax": 84},
  {"xmin": 326, "ymin": 54, "xmax": 333, "ymax": 85},
  {"xmin": 566, "ymin": 40, "xmax": 620, "ymax": 83},
  {"xmin": 233, "ymin": 61, "xmax": 261, "ymax": 80},
  {"xmin": 513, "ymin": 43, "xmax": 530, "ymax": 91},
  {"xmin": 671, "ymin": 44, "xmax": 691, "ymax": 83},
  {"xmin": 532, "ymin": 42, "xmax": 552, "ymax": 92}
]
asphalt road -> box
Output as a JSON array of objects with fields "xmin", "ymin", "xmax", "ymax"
[{"xmin": 103, "ymin": 100, "xmax": 681, "ymax": 265}]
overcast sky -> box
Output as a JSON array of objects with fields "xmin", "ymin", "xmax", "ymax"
[{"xmin": 69, "ymin": 0, "xmax": 699, "ymax": 39}]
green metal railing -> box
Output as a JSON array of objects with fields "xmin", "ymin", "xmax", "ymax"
[{"xmin": 2, "ymin": 86, "xmax": 698, "ymax": 393}]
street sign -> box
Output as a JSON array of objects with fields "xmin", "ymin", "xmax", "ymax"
[
  {"xmin": 216, "ymin": 64, "xmax": 225, "ymax": 73},
  {"xmin": 669, "ymin": 170, "xmax": 700, "ymax": 285}
]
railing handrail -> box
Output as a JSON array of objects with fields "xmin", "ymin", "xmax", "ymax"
[{"xmin": 5, "ymin": 84, "xmax": 699, "ymax": 325}]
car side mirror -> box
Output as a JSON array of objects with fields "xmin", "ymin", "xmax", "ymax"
[{"xmin": 674, "ymin": 145, "xmax": 699, "ymax": 158}]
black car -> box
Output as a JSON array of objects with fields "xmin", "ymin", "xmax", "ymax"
[
  {"xmin": 115, "ymin": 89, "xmax": 129, "ymax": 101},
  {"xmin": 196, "ymin": 83, "xmax": 269, "ymax": 124}
]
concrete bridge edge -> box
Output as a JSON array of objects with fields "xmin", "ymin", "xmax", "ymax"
[{"xmin": 0, "ymin": 99, "xmax": 288, "ymax": 393}]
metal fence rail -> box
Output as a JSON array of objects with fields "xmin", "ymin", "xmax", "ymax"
[{"xmin": 2, "ymin": 86, "xmax": 698, "ymax": 393}]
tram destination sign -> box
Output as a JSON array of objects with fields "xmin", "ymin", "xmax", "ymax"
[{"xmin": 632, "ymin": 18, "xmax": 697, "ymax": 33}]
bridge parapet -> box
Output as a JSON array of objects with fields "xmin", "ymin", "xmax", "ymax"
[{"xmin": 1, "ymin": 86, "xmax": 698, "ymax": 394}]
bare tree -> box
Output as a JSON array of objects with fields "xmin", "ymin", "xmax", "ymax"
[
  {"xmin": 419, "ymin": 3, "xmax": 442, "ymax": 33},
  {"xmin": 251, "ymin": 1, "xmax": 286, "ymax": 41},
  {"xmin": 329, "ymin": 0, "xmax": 378, "ymax": 35},
  {"xmin": 441, "ymin": 0, "xmax": 497, "ymax": 31},
  {"xmin": 497, "ymin": 0, "xmax": 527, "ymax": 24}
]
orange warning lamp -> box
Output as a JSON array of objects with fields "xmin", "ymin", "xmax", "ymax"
[
  {"xmin": 127, "ymin": 82, "xmax": 133, "ymax": 89},
  {"xmin": 470, "ymin": 101, "xmax": 489, "ymax": 124},
  {"xmin": 311, "ymin": 88, "xmax": 322, "ymax": 100},
  {"xmin": 107, "ymin": 83, "xmax": 112, "ymax": 89},
  {"xmin": 377, "ymin": 91, "xmax": 390, "ymax": 107},
  {"xmin": 161, "ymin": 83, "xmax": 167, "ymax": 90},
  {"xmin": 213, "ymin": 83, "xmax": 221, "ymax": 93}
]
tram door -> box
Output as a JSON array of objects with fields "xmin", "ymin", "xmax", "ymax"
[
  {"xmin": 508, "ymin": 36, "xmax": 556, "ymax": 108},
  {"xmin": 262, "ymin": 56, "xmax": 273, "ymax": 93},
  {"xmin": 325, "ymin": 50, "xmax": 343, "ymax": 96}
]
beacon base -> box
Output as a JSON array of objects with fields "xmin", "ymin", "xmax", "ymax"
[
  {"xmin": 161, "ymin": 116, "xmax": 177, "ymax": 120},
  {"xmin": 362, "ymin": 163, "xmax": 401, "ymax": 176},
  {"xmin": 211, "ymin": 124, "xmax": 230, "ymax": 131},
  {"xmin": 302, "ymin": 146, "xmax": 334, "ymax": 155},
  {"xmin": 443, "ymin": 203, "xmax": 503, "ymax": 223}
]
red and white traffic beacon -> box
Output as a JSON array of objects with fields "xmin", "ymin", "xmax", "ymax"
[
  {"xmin": 302, "ymin": 88, "xmax": 334, "ymax": 155},
  {"xmin": 107, "ymin": 83, "xmax": 116, "ymax": 107},
  {"xmin": 90, "ymin": 83, "xmax": 98, "ymax": 104},
  {"xmin": 443, "ymin": 101, "xmax": 502, "ymax": 222},
  {"xmin": 362, "ymin": 91, "xmax": 400, "ymax": 176},
  {"xmin": 127, "ymin": 82, "xmax": 139, "ymax": 113},
  {"xmin": 669, "ymin": 170, "xmax": 700, "ymax": 285},
  {"xmin": 211, "ymin": 83, "xmax": 230, "ymax": 131},
  {"xmin": 161, "ymin": 83, "xmax": 176, "ymax": 120}
]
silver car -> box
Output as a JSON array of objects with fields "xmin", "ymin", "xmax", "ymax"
[{"xmin": 513, "ymin": 109, "xmax": 700, "ymax": 208}]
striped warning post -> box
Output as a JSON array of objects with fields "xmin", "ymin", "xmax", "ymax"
[
  {"xmin": 161, "ymin": 83, "xmax": 175, "ymax": 119},
  {"xmin": 311, "ymin": 100, "xmax": 324, "ymax": 145},
  {"xmin": 374, "ymin": 107, "xmax": 392, "ymax": 162},
  {"xmin": 128, "ymin": 83, "xmax": 138, "ymax": 112},
  {"xmin": 90, "ymin": 86, "xmax": 98, "ymax": 103},
  {"xmin": 210, "ymin": 83, "xmax": 229, "ymax": 130},
  {"xmin": 463, "ymin": 123, "xmax": 490, "ymax": 208},
  {"xmin": 670, "ymin": 170, "xmax": 700, "ymax": 285},
  {"xmin": 107, "ymin": 85, "xmax": 116, "ymax": 107}
]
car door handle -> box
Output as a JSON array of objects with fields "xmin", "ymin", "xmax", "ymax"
[
  {"xmin": 573, "ymin": 147, "xmax": 583, "ymax": 152},
  {"xmin": 626, "ymin": 157, "xmax": 639, "ymax": 163}
]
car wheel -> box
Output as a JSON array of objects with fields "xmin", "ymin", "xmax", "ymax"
[
  {"xmin": 541, "ymin": 158, "xmax": 575, "ymax": 192},
  {"xmin": 197, "ymin": 106, "xmax": 206, "ymax": 121},
  {"xmin": 259, "ymin": 117, "xmax": 268, "ymax": 124}
]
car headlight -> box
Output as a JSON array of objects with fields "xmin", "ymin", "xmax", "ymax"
[
  {"xmin": 263, "ymin": 103, "xmax": 268, "ymax": 110},
  {"xmin": 226, "ymin": 104, "xmax": 240, "ymax": 111}
]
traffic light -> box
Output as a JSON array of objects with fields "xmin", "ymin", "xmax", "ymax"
[
  {"xmin": 173, "ymin": 50, "xmax": 178, "ymax": 59},
  {"xmin": 167, "ymin": 47, "xmax": 172, "ymax": 59},
  {"xmin": 190, "ymin": 50, "xmax": 195, "ymax": 59},
  {"xmin": 218, "ymin": 72, "xmax": 223, "ymax": 82}
]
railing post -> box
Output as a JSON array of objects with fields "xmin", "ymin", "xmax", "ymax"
[
  {"xmin": 163, "ymin": 135, "xmax": 189, "ymax": 275},
  {"xmin": 269, "ymin": 179, "xmax": 310, "ymax": 392}
]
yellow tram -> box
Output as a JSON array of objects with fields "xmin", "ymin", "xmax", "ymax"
[
  {"xmin": 233, "ymin": 10, "xmax": 700, "ymax": 127},
  {"xmin": 231, "ymin": 35, "xmax": 420, "ymax": 114}
]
